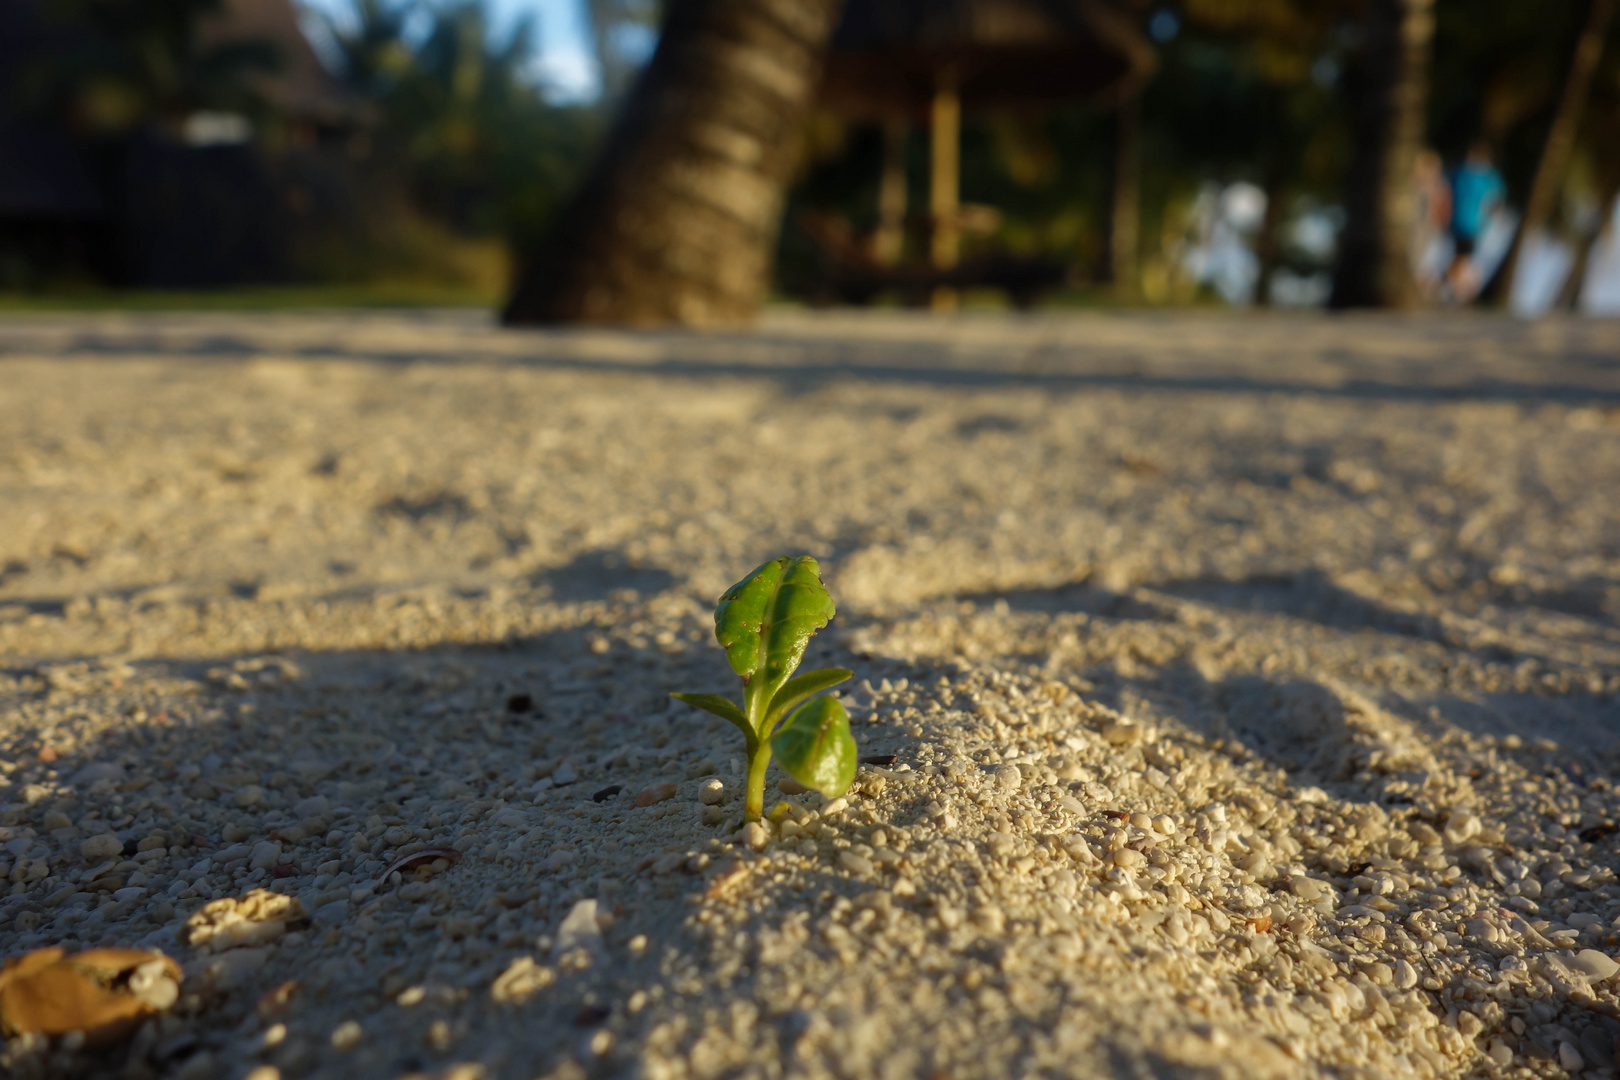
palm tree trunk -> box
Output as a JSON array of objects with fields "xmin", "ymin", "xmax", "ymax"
[
  {"xmin": 1496, "ymin": 0, "xmax": 1615, "ymax": 302},
  {"xmin": 1557, "ymin": 176, "xmax": 1620, "ymax": 310},
  {"xmin": 504, "ymin": 0, "xmax": 846, "ymax": 327},
  {"xmin": 1108, "ymin": 96, "xmax": 1140, "ymax": 298},
  {"xmin": 929, "ymin": 73, "xmax": 961, "ymax": 312},
  {"xmin": 1253, "ymin": 176, "xmax": 1284, "ymax": 307},
  {"xmin": 1329, "ymin": 0, "xmax": 1434, "ymax": 309}
]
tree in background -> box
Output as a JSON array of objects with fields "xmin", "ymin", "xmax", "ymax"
[
  {"xmin": 504, "ymin": 0, "xmax": 846, "ymax": 327},
  {"xmin": 1159, "ymin": 0, "xmax": 1354, "ymax": 304},
  {"xmin": 318, "ymin": 0, "xmax": 597, "ymax": 279},
  {"xmin": 1494, "ymin": 0, "xmax": 1615, "ymax": 299},
  {"xmin": 1554, "ymin": 14, "xmax": 1620, "ymax": 308},
  {"xmin": 23, "ymin": 0, "xmax": 280, "ymax": 133},
  {"xmin": 1330, "ymin": 0, "xmax": 1435, "ymax": 308},
  {"xmin": 585, "ymin": 0, "xmax": 663, "ymax": 102}
]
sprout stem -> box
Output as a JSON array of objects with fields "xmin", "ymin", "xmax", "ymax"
[{"xmin": 744, "ymin": 740, "xmax": 772, "ymax": 822}]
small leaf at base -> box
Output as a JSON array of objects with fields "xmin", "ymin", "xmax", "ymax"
[
  {"xmin": 770, "ymin": 696, "xmax": 857, "ymax": 797},
  {"xmin": 670, "ymin": 693, "xmax": 750, "ymax": 736},
  {"xmin": 764, "ymin": 668, "xmax": 853, "ymax": 732}
]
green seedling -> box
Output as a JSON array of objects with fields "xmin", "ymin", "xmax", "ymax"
[{"xmin": 672, "ymin": 555, "xmax": 856, "ymax": 823}]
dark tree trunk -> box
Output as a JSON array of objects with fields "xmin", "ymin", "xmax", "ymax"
[
  {"xmin": 1329, "ymin": 0, "xmax": 1434, "ymax": 309},
  {"xmin": 504, "ymin": 0, "xmax": 846, "ymax": 327},
  {"xmin": 1107, "ymin": 96, "xmax": 1140, "ymax": 298},
  {"xmin": 1253, "ymin": 173, "xmax": 1285, "ymax": 307},
  {"xmin": 1557, "ymin": 175, "xmax": 1620, "ymax": 309},
  {"xmin": 1496, "ymin": 0, "xmax": 1615, "ymax": 302}
]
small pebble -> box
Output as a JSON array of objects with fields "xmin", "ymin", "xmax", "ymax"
[
  {"xmin": 742, "ymin": 822, "xmax": 768, "ymax": 850},
  {"xmin": 635, "ymin": 783, "xmax": 677, "ymax": 807},
  {"xmin": 992, "ymin": 765, "xmax": 1021, "ymax": 792},
  {"xmin": 699, "ymin": 779, "xmax": 725, "ymax": 805},
  {"xmin": 1570, "ymin": 949, "xmax": 1620, "ymax": 981},
  {"xmin": 249, "ymin": 841, "xmax": 282, "ymax": 871},
  {"xmin": 330, "ymin": 1021, "xmax": 363, "ymax": 1050},
  {"xmin": 1560, "ymin": 1042, "xmax": 1585, "ymax": 1072},
  {"xmin": 1443, "ymin": 811, "xmax": 1481, "ymax": 846},
  {"xmin": 293, "ymin": 795, "xmax": 328, "ymax": 818},
  {"xmin": 80, "ymin": 833, "xmax": 123, "ymax": 860},
  {"xmin": 778, "ymin": 778, "xmax": 809, "ymax": 795},
  {"xmin": 839, "ymin": 851, "xmax": 873, "ymax": 875}
]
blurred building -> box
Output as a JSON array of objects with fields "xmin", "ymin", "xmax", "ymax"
[{"xmin": 0, "ymin": 0, "xmax": 361, "ymax": 289}]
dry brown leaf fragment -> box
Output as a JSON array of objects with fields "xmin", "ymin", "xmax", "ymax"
[
  {"xmin": 635, "ymin": 783, "xmax": 677, "ymax": 807},
  {"xmin": 376, "ymin": 846, "xmax": 463, "ymax": 882},
  {"xmin": 256, "ymin": 980, "xmax": 300, "ymax": 1020},
  {"xmin": 490, "ymin": 956, "xmax": 554, "ymax": 1003},
  {"xmin": 0, "ymin": 947, "xmax": 182, "ymax": 1047}
]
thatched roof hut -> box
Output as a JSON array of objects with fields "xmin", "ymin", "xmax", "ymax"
[
  {"xmin": 821, "ymin": 0, "xmax": 1154, "ymax": 120},
  {"xmin": 199, "ymin": 0, "xmax": 359, "ymax": 131},
  {"xmin": 813, "ymin": 0, "xmax": 1155, "ymax": 298}
]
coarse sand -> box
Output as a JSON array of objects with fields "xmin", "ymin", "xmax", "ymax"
[{"xmin": 1, "ymin": 308, "xmax": 1619, "ymax": 1080}]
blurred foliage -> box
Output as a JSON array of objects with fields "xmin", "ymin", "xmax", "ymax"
[
  {"xmin": 321, "ymin": 0, "xmax": 599, "ymax": 254},
  {"xmin": 3, "ymin": 0, "xmax": 599, "ymax": 292},
  {"xmin": 23, "ymin": 0, "xmax": 282, "ymax": 132},
  {"xmin": 9, "ymin": 0, "xmax": 1620, "ymax": 304},
  {"xmin": 781, "ymin": 0, "xmax": 1620, "ymax": 306}
]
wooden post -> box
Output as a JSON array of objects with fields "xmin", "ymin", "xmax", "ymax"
[
  {"xmin": 872, "ymin": 117, "xmax": 908, "ymax": 265},
  {"xmin": 1328, "ymin": 0, "xmax": 1434, "ymax": 308},
  {"xmin": 930, "ymin": 71, "xmax": 960, "ymax": 312}
]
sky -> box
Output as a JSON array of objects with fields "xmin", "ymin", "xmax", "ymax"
[{"xmin": 296, "ymin": 0, "xmax": 602, "ymax": 101}]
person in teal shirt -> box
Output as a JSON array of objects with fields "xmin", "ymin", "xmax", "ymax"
[{"xmin": 1447, "ymin": 141, "xmax": 1506, "ymax": 301}]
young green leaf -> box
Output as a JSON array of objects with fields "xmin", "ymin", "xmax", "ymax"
[
  {"xmin": 714, "ymin": 556, "xmax": 835, "ymax": 716},
  {"xmin": 770, "ymin": 696, "xmax": 857, "ymax": 797},
  {"xmin": 669, "ymin": 693, "xmax": 751, "ymax": 738},
  {"xmin": 674, "ymin": 553, "xmax": 853, "ymax": 823},
  {"xmin": 763, "ymin": 667, "xmax": 853, "ymax": 733}
]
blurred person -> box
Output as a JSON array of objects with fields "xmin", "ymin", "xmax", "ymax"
[
  {"xmin": 1411, "ymin": 149, "xmax": 1452, "ymax": 299},
  {"xmin": 1446, "ymin": 141, "xmax": 1506, "ymax": 302}
]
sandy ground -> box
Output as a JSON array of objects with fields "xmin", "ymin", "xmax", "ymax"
[{"xmin": 1, "ymin": 308, "xmax": 1619, "ymax": 1080}]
